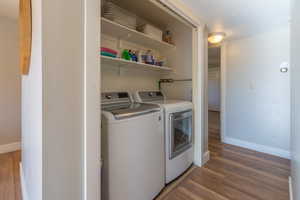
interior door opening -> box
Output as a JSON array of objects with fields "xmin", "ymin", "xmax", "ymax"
[{"xmin": 207, "ymin": 46, "xmax": 221, "ymax": 144}]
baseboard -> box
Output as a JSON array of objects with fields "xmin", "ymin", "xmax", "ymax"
[
  {"xmin": 223, "ymin": 137, "xmax": 291, "ymax": 159},
  {"xmin": 203, "ymin": 151, "xmax": 210, "ymax": 164},
  {"xmin": 208, "ymin": 109, "xmax": 220, "ymax": 112},
  {"xmin": 208, "ymin": 106, "xmax": 220, "ymax": 112},
  {"xmin": 289, "ymin": 176, "xmax": 293, "ymax": 200},
  {"xmin": 0, "ymin": 142, "xmax": 21, "ymax": 154},
  {"xmin": 20, "ymin": 163, "xmax": 29, "ymax": 200}
]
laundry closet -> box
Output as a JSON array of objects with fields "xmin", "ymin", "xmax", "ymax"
[
  {"xmin": 100, "ymin": 1, "xmax": 200, "ymax": 200},
  {"xmin": 101, "ymin": 0, "xmax": 195, "ymax": 100}
]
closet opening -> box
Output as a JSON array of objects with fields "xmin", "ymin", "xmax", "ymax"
[
  {"xmin": 98, "ymin": 0, "xmax": 205, "ymax": 199},
  {"xmin": 208, "ymin": 46, "xmax": 221, "ymax": 144}
]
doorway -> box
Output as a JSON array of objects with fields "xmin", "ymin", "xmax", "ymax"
[{"xmin": 208, "ymin": 46, "xmax": 221, "ymax": 142}]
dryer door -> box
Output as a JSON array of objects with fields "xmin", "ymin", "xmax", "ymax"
[{"xmin": 170, "ymin": 110, "xmax": 193, "ymax": 159}]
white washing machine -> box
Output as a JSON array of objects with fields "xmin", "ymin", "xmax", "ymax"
[
  {"xmin": 101, "ymin": 92, "xmax": 165, "ymax": 200},
  {"xmin": 134, "ymin": 91, "xmax": 194, "ymax": 184}
]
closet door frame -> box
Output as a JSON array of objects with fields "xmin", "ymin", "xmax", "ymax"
[
  {"xmin": 83, "ymin": 0, "xmax": 101, "ymax": 200},
  {"xmin": 83, "ymin": 0, "xmax": 207, "ymax": 199}
]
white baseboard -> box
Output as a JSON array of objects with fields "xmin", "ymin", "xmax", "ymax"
[
  {"xmin": 289, "ymin": 176, "xmax": 293, "ymax": 200},
  {"xmin": 223, "ymin": 137, "xmax": 291, "ymax": 159},
  {"xmin": 0, "ymin": 142, "xmax": 21, "ymax": 154},
  {"xmin": 208, "ymin": 106, "xmax": 220, "ymax": 112},
  {"xmin": 20, "ymin": 163, "xmax": 29, "ymax": 200},
  {"xmin": 203, "ymin": 151, "xmax": 210, "ymax": 164}
]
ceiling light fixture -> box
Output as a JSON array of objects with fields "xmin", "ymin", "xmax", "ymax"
[{"xmin": 208, "ymin": 32, "xmax": 226, "ymax": 44}]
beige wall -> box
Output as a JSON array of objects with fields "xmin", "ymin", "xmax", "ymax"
[
  {"xmin": 22, "ymin": 0, "xmax": 86, "ymax": 198},
  {"xmin": 43, "ymin": 0, "xmax": 85, "ymax": 198},
  {"xmin": 101, "ymin": 35, "xmax": 161, "ymax": 93},
  {"xmin": 161, "ymin": 21, "xmax": 193, "ymax": 102},
  {"xmin": 0, "ymin": 17, "xmax": 20, "ymax": 146}
]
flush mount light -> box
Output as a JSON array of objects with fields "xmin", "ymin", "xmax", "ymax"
[{"xmin": 208, "ymin": 32, "xmax": 226, "ymax": 44}]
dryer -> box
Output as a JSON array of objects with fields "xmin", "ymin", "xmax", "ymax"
[{"xmin": 134, "ymin": 91, "xmax": 194, "ymax": 184}]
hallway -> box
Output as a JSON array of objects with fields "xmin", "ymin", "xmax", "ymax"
[{"xmin": 208, "ymin": 111, "xmax": 220, "ymax": 132}]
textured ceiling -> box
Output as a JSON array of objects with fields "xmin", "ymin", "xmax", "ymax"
[
  {"xmin": 184, "ymin": 0, "xmax": 290, "ymax": 40},
  {"xmin": 0, "ymin": 0, "xmax": 290, "ymax": 38}
]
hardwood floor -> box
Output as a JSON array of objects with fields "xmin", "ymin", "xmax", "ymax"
[
  {"xmin": 0, "ymin": 119, "xmax": 291, "ymax": 200},
  {"xmin": 157, "ymin": 112, "xmax": 291, "ymax": 200},
  {"xmin": 0, "ymin": 151, "xmax": 21, "ymax": 200}
]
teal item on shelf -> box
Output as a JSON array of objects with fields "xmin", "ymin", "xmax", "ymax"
[{"xmin": 101, "ymin": 52, "xmax": 117, "ymax": 58}]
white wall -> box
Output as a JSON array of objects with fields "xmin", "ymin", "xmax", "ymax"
[
  {"xmin": 21, "ymin": 0, "xmax": 43, "ymax": 199},
  {"xmin": 208, "ymin": 67, "xmax": 220, "ymax": 111},
  {"xmin": 0, "ymin": 18, "xmax": 20, "ymax": 147},
  {"xmin": 291, "ymin": 0, "xmax": 300, "ymax": 198},
  {"xmin": 224, "ymin": 27, "xmax": 291, "ymax": 158},
  {"xmin": 208, "ymin": 47, "xmax": 221, "ymax": 111}
]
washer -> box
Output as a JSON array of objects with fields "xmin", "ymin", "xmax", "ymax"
[
  {"xmin": 134, "ymin": 91, "xmax": 194, "ymax": 184},
  {"xmin": 101, "ymin": 92, "xmax": 165, "ymax": 200}
]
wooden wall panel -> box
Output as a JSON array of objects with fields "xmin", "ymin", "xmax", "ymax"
[{"xmin": 19, "ymin": 0, "xmax": 32, "ymax": 75}]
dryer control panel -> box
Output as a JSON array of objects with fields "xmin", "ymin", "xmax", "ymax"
[{"xmin": 138, "ymin": 91, "xmax": 165, "ymax": 102}]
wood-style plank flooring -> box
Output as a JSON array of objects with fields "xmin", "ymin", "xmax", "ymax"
[
  {"xmin": 158, "ymin": 111, "xmax": 291, "ymax": 200},
  {"xmin": 0, "ymin": 151, "xmax": 21, "ymax": 200},
  {"xmin": 0, "ymin": 113, "xmax": 290, "ymax": 200}
]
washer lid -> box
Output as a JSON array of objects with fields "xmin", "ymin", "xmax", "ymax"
[{"xmin": 103, "ymin": 103, "xmax": 160, "ymax": 120}]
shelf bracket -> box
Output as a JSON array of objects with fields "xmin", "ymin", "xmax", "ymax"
[{"xmin": 117, "ymin": 38, "xmax": 122, "ymax": 49}]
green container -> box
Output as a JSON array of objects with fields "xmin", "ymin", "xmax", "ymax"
[{"xmin": 122, "ymin": 49, "xmax": 131, "ymax": 60}]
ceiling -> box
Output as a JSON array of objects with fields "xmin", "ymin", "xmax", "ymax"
[
  {"xmin": 184, "ymin": 0, "xmax": 290, "ymax": 40},
  {"xmin": 0, "ymin": 0, "xmax": 290, "ymax": 37},
  {"xmin": 0, "ymin": 0, "xmax": 18, "ymax": 20}
]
